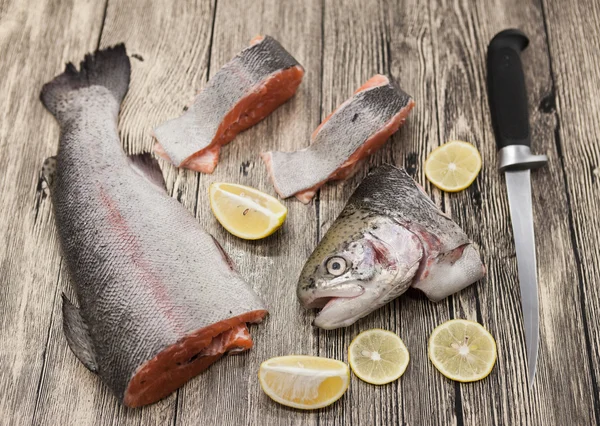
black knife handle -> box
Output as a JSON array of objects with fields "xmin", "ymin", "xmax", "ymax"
[{"xmin": 487, "ymin": 29, "xmax": 531, "ymax": 150}]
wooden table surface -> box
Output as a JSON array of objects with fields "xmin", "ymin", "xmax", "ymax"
[{"xmin": 1, "ymin": 0, "xmax": 599, "ymax": 424}]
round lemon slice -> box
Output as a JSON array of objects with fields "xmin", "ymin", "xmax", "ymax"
[
  {"xmin": 428, "ymin": 319, "xmax": 497, "ymax": 382},
  {"xmin": 424, "ymin": 140, "xmax": 482, "ymax": 192},
  {"xmin": 259, "ymin": 355, "xmax": 350, "ymax": 410},
  {"xmin": 348, "ymin": 329, "xmax": 409, "ymax": 385},
  {"xmin": 209, "ymin": 183, "xmax": 287, "ymax": 240}
]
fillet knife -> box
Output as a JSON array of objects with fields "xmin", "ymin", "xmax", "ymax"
[{"xmin": 486, "ymin": 29, "xmax": 547, "ymax": 386}]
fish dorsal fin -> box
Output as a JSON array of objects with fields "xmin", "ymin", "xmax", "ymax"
[
  {"xmin": 40, "ymin": 156, "xmax": 57, "ymax": 192},
  {"xmin": 62, "ymin": 294, "xmax": 98, "ymax": 373},
  {"xmin": 127, "ymin": 153, "xmax": 166, "ymax": 192}
]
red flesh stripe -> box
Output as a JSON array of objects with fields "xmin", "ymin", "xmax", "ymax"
[{"xmin": 99, "ymin": 188, "xmax": 186, "ymax": 334}]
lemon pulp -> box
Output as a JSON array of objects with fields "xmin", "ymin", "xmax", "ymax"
[
  {"xmin": 424, "ymin": 140, "xmax": 482, "ymax": 192},
  {"xmin": 348, "ymin": 329, "xmax": 409, "ymax": 385},
  {"xmin": 428, "ymin": 319, "xmax": 497, "ymax": 382},
  {"xmin": 259, "ymin": 355, "xmax": 350, "ymax": 410},
  {"xmin": 209, "ymin": 182, "xmax": 287, "ymax": 240}
]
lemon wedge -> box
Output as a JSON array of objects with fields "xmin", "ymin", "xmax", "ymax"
[
  {"xmin": 259, "ymin": 355, "xmax": 350, "ymax": 410},
  {"xmin": 348, "ymin": 329, "xmax": 409, "ymax": 385},
  {"xmin": 424, "ymin": 140, "xmax": 482, "ymax": 192},
  {"xmin": 209, "ymin": 183, "xmax": 287, "ymax": 240},
  {"xmin": 428, "ymin": 319, "xmax": 497, "ymax": 382}
]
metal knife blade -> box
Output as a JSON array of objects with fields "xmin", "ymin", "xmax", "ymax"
[{"xmin": 505, "ymin": 170, "xmax": 539, "ymax": 385}]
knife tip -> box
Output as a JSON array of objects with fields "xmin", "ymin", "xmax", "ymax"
[{"xmin": 528, "ymin": 367, "xmax": 536, "ymax": 388}]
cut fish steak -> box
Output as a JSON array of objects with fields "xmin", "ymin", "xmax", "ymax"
[
  {"xmin": 154, "ymin": 35, "xmax": 304, "ymax": 173},
  {"xmin": 297, "ymin": 164, "xmax": 485, "ymax": 329},
  {"xmin": 40, "ymin": 44, "xmax": 268, "ymax": 407},
  {"xmin": 262, "ymin": 75, "xmax": 415, "ymax": 203}
]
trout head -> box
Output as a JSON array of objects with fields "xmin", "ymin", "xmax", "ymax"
[{"xmin": 297, "ymin": 213, "xmax": 422, "ymax": 329}]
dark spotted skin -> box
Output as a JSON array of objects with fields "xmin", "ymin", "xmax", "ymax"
[
  {"xmin": 266, "ymin": 79, "xmax": 413, "ymax": 198},
  {"xmin": 344, "ymin": 165, "xmax": 472, "ymax": 252},
  {"xmin": 298, "ymin": 210, "xmax": 375, "ymax": 295}
]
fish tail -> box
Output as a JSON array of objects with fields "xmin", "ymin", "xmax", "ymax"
[{"xmin": 40, "ymin": 44, "xmax": 130, "ymax": 121}]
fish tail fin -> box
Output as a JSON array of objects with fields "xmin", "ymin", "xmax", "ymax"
[
  {"xmin": 62, "ymin": 294, "xmax": 98, "ymax": 373},
  {"xmin": 40, "ymin": 44, "xmax": 130, "ymax": 121}
]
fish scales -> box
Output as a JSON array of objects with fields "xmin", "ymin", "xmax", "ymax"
[
  {"xmin": 343, "ymin": 164, "xmax": 472, "ymax": 251},
  {"xmin": 297, "ymin": 164, "xmax": 485, "ymax": 329},
  {"xmin": 154, "ymin": 35, "xmax": 304, "ymax": 173},
  {"xmin": 40, "ymin": 45, "xmax": 267, "ymax": 407},
  {"xmin": 262, "ymin": 75, "xmax": 415, "ymax": 203}
]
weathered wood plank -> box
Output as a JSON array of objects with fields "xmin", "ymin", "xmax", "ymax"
[
  {"xmin": 0, "ymin": 0, "xmax": 106, "ymax": 424},
  {"xmin": 2, "ymin": 0, "xmax": 600, "ymax": 424},
  {"xmin": 385, "ymin": 0, "xmax": 461, "ymax": 424},
  {"xmin": 315, "ymin": 1, "xmax": 456, "ymax": 425},
  {"xmin": 31, "ymin": 0, "xmax": 217, "ymax": 424},
  {"xmin": 541, "ymin": 0, "xmax": 600, "ymax": 421},
  {"xmin": 426, "ymin": 1, "xmax": 521, "ymax": 424},
  {"xmin": 174, "ymin": 1, "xmax": 323, "ymax": 425},
  {"xmin": 427, "ymin": 0, "xmax": 596, "ymax": 424}
]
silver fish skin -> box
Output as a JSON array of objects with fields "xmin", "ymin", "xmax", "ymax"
[
  {"xmin": 297, "ymin": 164, "xmax": 485, "ymax": 329},
  {"xmin": 262, "ymin": 75, "xmax": 415, "ymax": 203},
  {"xmin": 40, "ymin": 45, "xmax": 267, "ymax": 407},
  {"xmin": 153, "ymin": 35, "xmax": 304, "ymax": 173}
]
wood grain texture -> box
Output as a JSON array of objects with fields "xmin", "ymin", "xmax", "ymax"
[
  {"xmin": 317, "ymin": 0, "xmax": 404, "ymax": 423},
  {"xmin": 427, "ymin": 0, "xmax": 596, "ymax": 424},
  {"xmin": 0, "ymin": 0, "xmax": 106, "ymax": 424},
  {"xmin": 385, "ymin": 1, "xmax": 461, "ymax": 424},
  {"xmin": 541, "ymin": 0, "xmax": 600, "ymax": 422},
  {"xmin": 1, "ymin": 0, "xmax": 600, "ymax": 424}
]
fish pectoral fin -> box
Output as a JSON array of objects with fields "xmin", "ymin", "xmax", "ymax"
[
  {"xmin": 127, "ymin": 153, "xmax": 166, "ymax": 192},
  {"xmin": 40, "ymin": 156, "xmax": 57, "ymax": 193},
  {"xmin": 210, "ymin": 235, "xmax": 237, "ymax": 272},
  {"xmin": 61, "ymin": 294, "xmax": 98, "ymax": 373},
  {"xmin": 411, "ymin": 244, "xmax": 485, "ymax": 302}
]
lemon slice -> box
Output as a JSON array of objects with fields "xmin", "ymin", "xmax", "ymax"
[
  {"xmin": 209, "ymin": 183, "xmax": 287, "ymax": 240},
  {"xmin": 259, "ymin": 355, "xmax": 350, "ymax": 410},
  {"xmin": 348, "ymin": 329, "xmax": 409, "ymax": 385},
  {"xmin": 424, "ymin": 140, "xmax": 482, "ymax": 192},
  {"xmin": 428, "ymin": 319, "xmax": 497, "ymax": 382}
]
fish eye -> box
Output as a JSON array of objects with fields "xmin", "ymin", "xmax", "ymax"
[{"xmin": 326, "ymin": 257, "xmax": 347, "ymax": 276}]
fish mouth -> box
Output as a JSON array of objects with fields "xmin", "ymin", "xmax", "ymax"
[
  {"xmin": 300, "ymin": 283, "xmax": 365, "ymax": 308},
  {"xmin": 308, "ymin": 274, "xmax": 402, "ymax": 329},
  {"xmin": 309, "ymin": 294, "xmax": 356, "ymax": 310},
  {"xmin": 303, "ymin": 281, "xmax": 378, "ymax": 330},
  {"xmin": 312, "ymin": 294, "xmax": 374, "ymax": 330}
]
